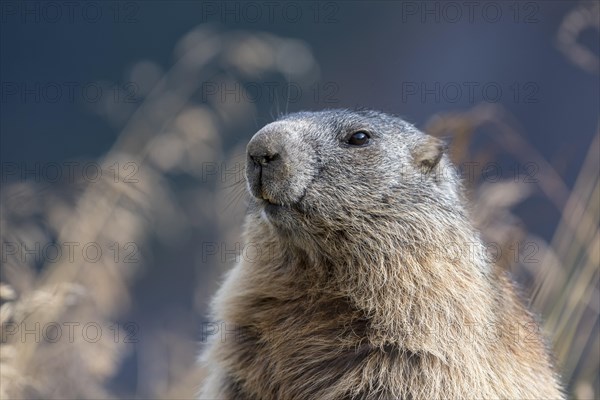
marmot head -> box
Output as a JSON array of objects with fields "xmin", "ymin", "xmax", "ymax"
[
  {"xmin": 244, "ymin": 110, "xmax": 490, "ymax": 340},
  {"xmin": 245, "ymin": 109, "xmax": 465, "ymax": 254}
]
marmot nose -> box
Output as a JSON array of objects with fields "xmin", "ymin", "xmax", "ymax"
[
  {"xmin": 246, "ymin": 129, "xmax": 286, "ymax": 200},
  {"xmin": 246, "ymin": 121, "xmax": 313, "ymax": 205}
]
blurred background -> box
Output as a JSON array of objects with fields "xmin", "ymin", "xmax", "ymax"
[{"xmin": 0, "ymin": 1, "xmax": 598, "ymax": 399}]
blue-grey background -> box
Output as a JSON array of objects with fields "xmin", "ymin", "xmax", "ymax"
[{"xmin": 1, "ymin": 1, "xmax": 598, "ymax": 397}]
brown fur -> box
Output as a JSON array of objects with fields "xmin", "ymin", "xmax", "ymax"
[{"xmin": 199, "ymin": 110, "xmax": 564, "ymax": 399}]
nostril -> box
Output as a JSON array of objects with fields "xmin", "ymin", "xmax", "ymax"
[
  {"xmin": 264, "ymin": 153, "xmax": 279, "ymax": 163},
  {"xmin": 251, "ymin": 152, "xmax": 279, "ymax": 166}
]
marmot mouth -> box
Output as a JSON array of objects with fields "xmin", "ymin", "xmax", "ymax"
[
  {"xmin": 253, "ymin": 188, "xmax": 309, "ymax": 224},
  {"xmin": 255, "ymin": 188, "xmax": 307, "ymax": 210},
  {"xmin": 263, "ymin": 200, "xmax": 281, "ymax": 213},
  {"xmin": 260, "ymin": 198, "xmax": 289, "ymax": 210},
  {"xmin": 257, "ymin": 194, "xmax": 285, "ymax": 208},
  {"xmin": 258, "ymin": 198, "xmax": 304, "ymax": 218},
  {"xmin": 259, "ymin": 190, "xmax": 279, "ymax": 206}
]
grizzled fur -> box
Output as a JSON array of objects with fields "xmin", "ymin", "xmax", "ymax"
[{"xmin": 199, "ymin": 110, "xmax": 564, "ymax": 399}]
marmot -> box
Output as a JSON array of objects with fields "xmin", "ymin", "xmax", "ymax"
[{"xmin": 199, "ymin": 110, "xmax": 564, "ymax": 399}]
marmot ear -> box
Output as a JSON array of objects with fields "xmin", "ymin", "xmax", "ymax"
[{"xmin": 412, "ymin": 136, "xmax": 446, "ymax": 174}]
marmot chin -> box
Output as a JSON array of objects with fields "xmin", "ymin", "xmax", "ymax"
[{"xmin": 199, "ymin": 109, "xmax": 564, "ymax": 399}]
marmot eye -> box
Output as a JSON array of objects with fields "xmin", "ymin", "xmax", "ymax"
[{"xmin": 347, "ymin": 131, "xmax": 371, "ymax": 146}]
